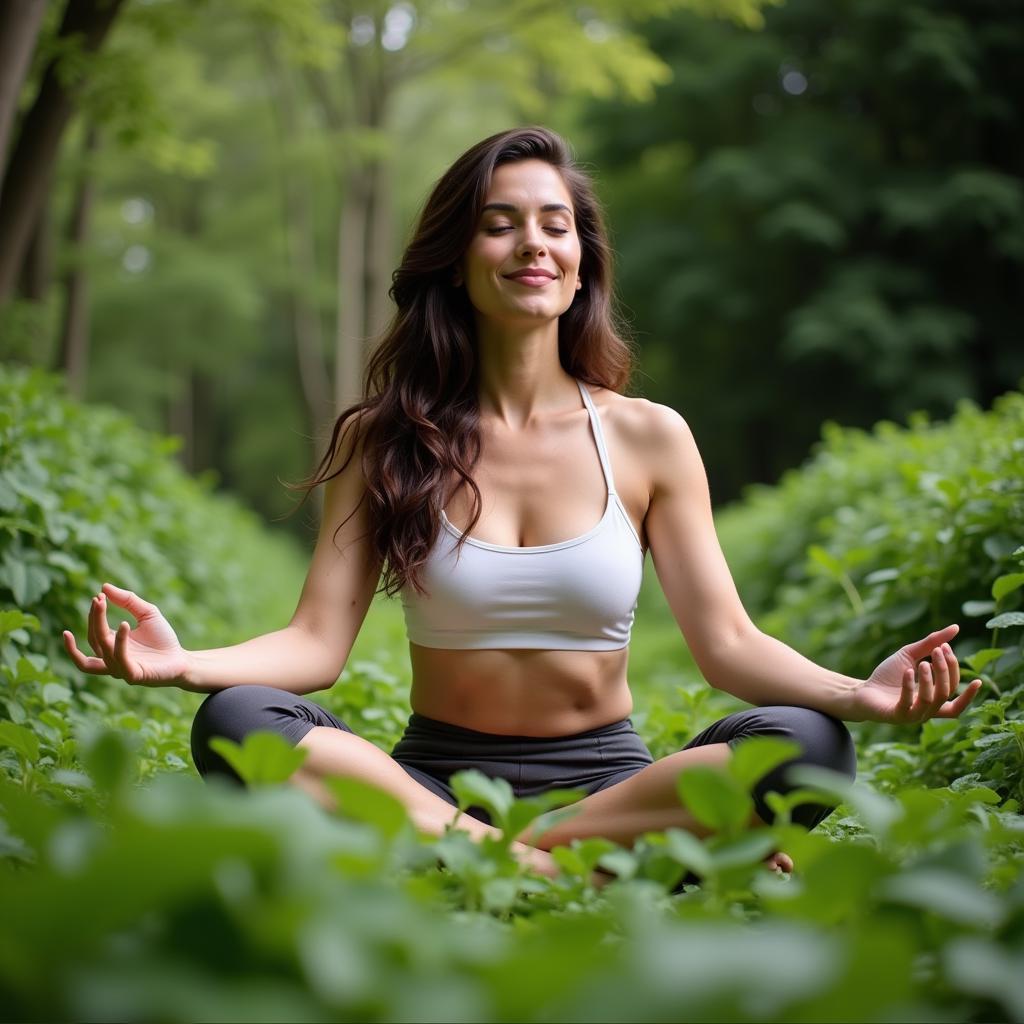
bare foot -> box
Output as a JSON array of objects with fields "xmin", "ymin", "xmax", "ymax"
[{"xmin": 764, "ymin": 850, "xmax": 793, "ymax": 873}]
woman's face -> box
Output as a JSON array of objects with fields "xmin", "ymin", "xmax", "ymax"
[{"xmin": 459, "ymin": 159, "xmax": 583, "ymax": 328}]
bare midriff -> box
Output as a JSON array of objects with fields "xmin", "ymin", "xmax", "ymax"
[{"xmin": 408, "ymin": 642, "xmax": 634, "ymax": 737}]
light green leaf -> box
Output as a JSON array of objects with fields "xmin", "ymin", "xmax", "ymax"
[
  {"xmin": 504, "ymin": 788, "xmax": 586, "ymax": 845},
  {"xmin": 321, "ymin": 776, "xmax": 410, "ymax": 840},
  {"xmin": 208, "ymin": 730, "xmax": 308, "ymax": 785},
  {"xmin": 986, "ymin": 612, "xmax": 1024, "ymax": 629},
  {"xmin": 728, "ymin": 736, "xmax": 802, "ymax": 791},
  {"xmin": 992, "ymin": 572, "xmax": 1024, "ymax": 602},
  {"xmin": 0, "ymin": 720, "xmax": 40, "ymax": 763},
  {"xmin": 449, "ymin": 769, "xmax": 514, "ymax": 827},
  {"xmin": 676, "ymin": 765, "xmax": 754, "ymax": 834},
  {"xmin": 964, "ymin": 648, "xmax": 1004, "ymax": 673},
  {"xmin": 962, "ymin": 600, "xmax": 996, "ymax": 616},
  {"xmin": 662, "ymin": 828, "xmax": 713, "ymax": 877}
]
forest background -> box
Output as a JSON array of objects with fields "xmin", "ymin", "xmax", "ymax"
[
  {"xmin": 2, "ymin": 3, "xmax": 1023, "ymax": 1018},
  {"xmin": 2, "ymin": 0, "xmax": 1020, "ymax": 541}
]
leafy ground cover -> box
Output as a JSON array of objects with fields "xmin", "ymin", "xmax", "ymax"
[{"xmin": 1, "ymin": 365, "xmax": 1022, "ymax": 1021}]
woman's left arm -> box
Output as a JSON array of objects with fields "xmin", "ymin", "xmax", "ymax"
[{"xmin": 641, "ymin": 403, "xmax": 983, "ymax": 725}]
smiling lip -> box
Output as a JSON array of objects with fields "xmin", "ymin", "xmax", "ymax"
[{"xmin": 504, "ymin": 267, "xmax": 557, "ymax": 287}]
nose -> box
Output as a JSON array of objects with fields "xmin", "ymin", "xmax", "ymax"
[{"xmin": 517, "ymin": 222, "xmax": 547, "ymax": 258}]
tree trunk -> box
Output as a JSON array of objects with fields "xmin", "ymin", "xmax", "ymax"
[
  {"xmin": 365, "ymin": 152, "xmax": 395, "ymax": 348},
  {"xmin": 0, "ymin": 0, "xmax": 125, "ymax": 302},
  {"xmin": 335, "ymin": 169, "xmax": 368, "ymax": 412},
  {"xmin": 18, "ymin": 198, "xmax": 53, "ymax": 302},
  {"xmin": 262, "ymin": 40, "xmax": 333, "ymax": 446},
  {"xmin": 55, "ymin": 125, "xmax": 99, "ymax": 399},
  {"xmin": 0, "ymin": 0, "xmax": 48, "ymax": 204}
]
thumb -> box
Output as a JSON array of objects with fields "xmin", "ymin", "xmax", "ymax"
[{"xmin": 101, "ymin": 582, "xmax": 154, "ymax": 618}]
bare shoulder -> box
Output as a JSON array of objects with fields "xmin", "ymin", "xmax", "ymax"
[{"xmin": 591, "ymin": 389, "xmax": 697, "ymax": 489}]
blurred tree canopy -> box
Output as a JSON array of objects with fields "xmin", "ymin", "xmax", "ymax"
[
  {"xmin": 0, "ymin": 0, "xmax": 1018, "ymax": 538},
  {"xmin": 3, "ymin": 0, "xmax": 762, "ymax": 538},
  {"xmin": 583, "ymin": 0, "xmax": 1023, "ymax": 500}
]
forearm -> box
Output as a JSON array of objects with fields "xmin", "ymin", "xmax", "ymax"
[
  {"xmin": 182, "ymin": 625, "xmax": 341, "ymax": 696},
  {"xmin": 706, "ymin": 626, "xmax": 861, "ymax": 719}
]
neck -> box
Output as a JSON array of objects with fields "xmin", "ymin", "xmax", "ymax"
[{"xmin": 474, "ymin": 317, "xmax": 577, "ymax": 429}]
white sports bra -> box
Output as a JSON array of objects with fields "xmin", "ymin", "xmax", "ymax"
[{"xmin": 400, "ymin": 379, "xmax": 645, "ymax": 650}]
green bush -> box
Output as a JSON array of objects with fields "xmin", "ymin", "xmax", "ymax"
[
  {"xmin": 1, "ymin": 367, "xmax": 1023, "ymax": 1022},
  {"xmin": 717, "ymin": 388, "xmax": 1024, "ymax": 804},
  {"xmin": 0, "ymin": 363, "xmax": 309, "ymax": 793}
]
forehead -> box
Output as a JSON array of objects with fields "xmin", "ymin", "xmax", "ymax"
[{"xmin": 484, "ymin": 159, "xmax": 574, "ymax": 210}]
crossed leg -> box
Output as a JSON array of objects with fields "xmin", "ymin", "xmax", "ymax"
[{"xmin": 191, "ymin": 688, "xmax": 856, "ymax": 878}]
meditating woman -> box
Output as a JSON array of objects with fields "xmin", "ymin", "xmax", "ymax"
[{"xmin": 63, "ymin": 126, "xmax": 980, "ymax": 883}]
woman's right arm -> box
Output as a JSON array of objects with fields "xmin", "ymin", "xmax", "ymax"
[{"xmin": 65, "ymin": 412, "xmax": 383, "ymax": 696}]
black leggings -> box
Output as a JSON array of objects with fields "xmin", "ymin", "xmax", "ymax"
[{"xmin": 190, "ymin": 685, "xmax": 857, "ymax": 831}]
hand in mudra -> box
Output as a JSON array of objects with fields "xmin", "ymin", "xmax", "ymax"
[
  {"xmin": 63, "ymin": 583, "xmax": 191, "ymax": 687},
  {"xmin": 853, "ymin": 624, "xmax": 983, "ymax": 724}
]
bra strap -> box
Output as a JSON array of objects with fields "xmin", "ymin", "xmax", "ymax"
[{"xmin": 576, "ymin": 379, "xmax": 617, "ymax": 495}]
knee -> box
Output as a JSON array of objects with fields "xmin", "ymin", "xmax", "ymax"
[
  {"xmin": 190, "ymin": 685, "xmax": 271, "ymax": 781},
  {"xmin": 746, "ymin": 706, "xmax": 858, "ymax": 831},
  {"xmin": 191, "ymin": 685, "xmax": 265, "ymax": 747},
  {"xmin": 754, "ymin": 705, "xmax": 857, "ymax": 782}
]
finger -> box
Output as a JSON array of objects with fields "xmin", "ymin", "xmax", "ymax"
[
  {"xmin": 63, "ymin": 630, "xmax": 111, "ymax": 674},
  {"xmin": 895, "ymin": 667, "xmax": 915, "ymax": 721},
  {"xmin": 904, "ymin": 624, "xmax": 960, "ymax": 661},
  {"xmin": 944, "ymin": 643, "xmax": 960, "ymax": 690},
  {"xmin": 930, "ymin": 646, "xmax": 951, "ymax": 710},
  {"xmin": 87, "ymin": 596, "xmax": 108, "ymax": 661},
  {"xmin": 113, "ymin": 620, "xmax": 138, "ymax": 681},
  {"xmin": 102, "ymin": 583, "xmax": 153, "ymax": 620},
  {"xmin": 935, "ymin": 679, "xmax": 984, "ymax": 718},
  {"xmin": 93, "ymin": 593, "xmax": 117, "ymax": 661},
  {"xmin": 917, "ymin": 660, "xmax": 934, "ymax": 720}
]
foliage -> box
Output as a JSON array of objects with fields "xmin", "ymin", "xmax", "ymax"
[
  {"xmin": 583, "ymin": 0, "xmax": 1023, "ymax": 502},
  {"xmin": 1, "ymin": 368, "xmax": 1023, "ymax": 1019},
  {"xmin": 0, "ymin": 363, "xmax": 307, "ymax": 791},
  {"xmin": 717, "ymin": 387, "xmax": 1024, "ymax": 805}
]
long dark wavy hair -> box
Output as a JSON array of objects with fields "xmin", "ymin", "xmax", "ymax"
[{"xmin": 284, "ymin": 125, "xmax": 637, "ymax": 598}]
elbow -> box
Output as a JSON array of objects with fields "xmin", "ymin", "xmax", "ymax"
[{"xmin": 697, "ymin": 621, "xmax": 760, "ymax": 691}]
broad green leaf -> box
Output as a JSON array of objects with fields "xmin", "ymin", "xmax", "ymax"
[
  {"xmin": 964, "ymin": 648, "xmax": 1004, "ymax": 673},
  {"xmin": 992, "ymin": 572, "xmax": 1024, "ymax": 602},
  {"xmin": 553, "ymin": 836, "xmax": 619, "ymax": 876},
  {"xmin": 986, "ymin": 612, "xmax": 1024, "ymax": 629},
  {"xmin": 0, "ymin": 609, "xmax": 40, "ymax": 635},
  {"xmin": 676, "ymin": 765, "xmax": 754, "ymax": 834},
  {"xmin": 449, "ymin": 769, "xmax": 514, "ymax": 827},
  {"xmin": 708, "ymin": 830, "xmax": 777, "ymax": 871},
  {"xmin": 321, "ymin": 776, "xmax": 410, "ymax": 840},
  {"xmin": 596, "ymin": 848, "xmax": 638, "ymax": 881},
  {"xmin": 728, "ymin": 736, "xmax": 802, "ymax": 790},
  {"xmin": 808, "ymin": 544, "xmax": 843, "ymax": 577},
  {"xmin": 208, "ymin": 730, "xmax": 308, "ymax": 785},
  {"xmin": 878, "ymin": 870, "xmax": 1005, "ymax": 928},
  {"xmin": 662, "ymin": 828, "xmax": 714, "ymax": 877},
  {"xmin": 76, "ymin": 725, "xmax": 137, "ymax": 795},
  {"xmin": 962, "ymin": 600, "xmax": 996, "ymax": 616},
  {"xmin": 41, "ymin": 683, "xmax": 72, "ymax": 706},
  {"xmin": 0, "ymin": 720, "xmax": 41, "ymax": 763},
  {"xmin": 482, "ymin": 876, "xmax": 519, "ymax": 912},
  {"xmin": 504, "ymin": 788, "xmax": 586, "ymax": 845}
]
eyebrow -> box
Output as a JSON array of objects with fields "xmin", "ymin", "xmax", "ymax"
[{"xmin": 481, "ymin": 202, "xmax": 573, "ymax": 214}]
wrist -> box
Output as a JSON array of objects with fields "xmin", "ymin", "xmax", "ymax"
[
  {"xmin": 833, "ymin": 677, "xmax": 869, "ymax": 722},
  {"xmin": 176, "ymin": 651, "xmax": 207, "ymax": 694}
]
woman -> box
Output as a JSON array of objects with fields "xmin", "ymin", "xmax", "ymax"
[{"xmin": 63, "ymin": 126, "xmax": 981, "ymax": 884}]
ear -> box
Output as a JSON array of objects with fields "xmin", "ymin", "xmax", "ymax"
[
  {"xmin": 575, "ymin": 275, "xmax": 582, "ymax": 291},
  {"xmin": 452, "ymin": 266, "xmax": 464, "ymax": 288}
]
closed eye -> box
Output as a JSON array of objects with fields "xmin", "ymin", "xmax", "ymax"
[{"xmin": 484, "ymin": 226, "xmax": 570, "ymax": 235}]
